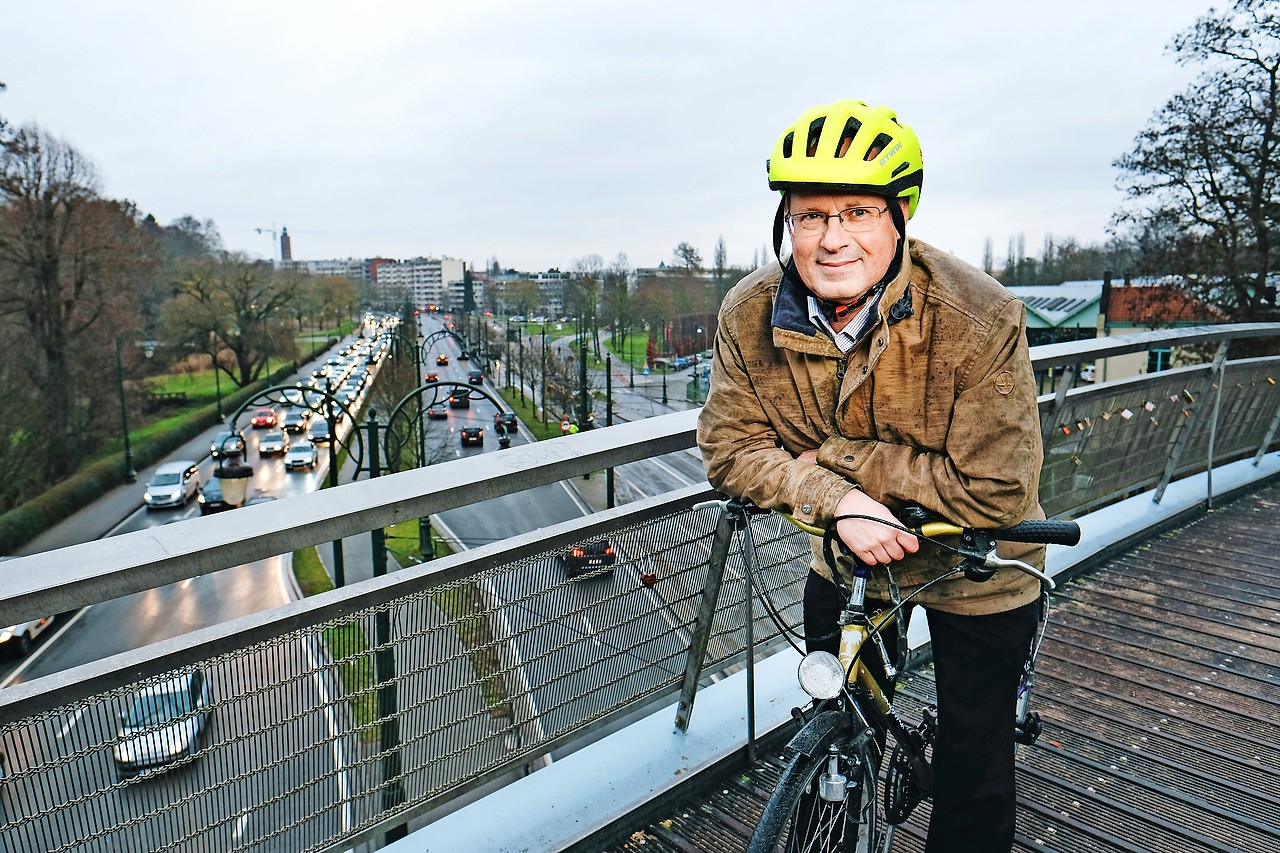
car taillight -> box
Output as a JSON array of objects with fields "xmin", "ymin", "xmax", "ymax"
[
  {"xmin": 571, "ymin": 548, "xmax": 585, "ymax": 558},
  {"xmin": 604, "ymin": 545, "xmax": 615, "ymax": 556}
]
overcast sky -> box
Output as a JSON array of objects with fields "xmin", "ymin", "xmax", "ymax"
[{"xmin": 5, "ymin": 0, "xmax": 1214, "ymax": 274}]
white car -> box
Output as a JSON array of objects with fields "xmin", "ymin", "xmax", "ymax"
[
  {"xmin": 142, "ymin": 460, "xmax": 200, "ymax": 509},
  {"xmin": 1, "ymin": 614, "xmax": 54, "ymax": 656},
  {"xmin": 113, "ymin": 669, "xmax": 213, "ymax": 780},
  {"xmin": 284, "ymin": 440, "xmax": 318, "ymax": 471}
]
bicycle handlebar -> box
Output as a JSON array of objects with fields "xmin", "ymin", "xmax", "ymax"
[{"xmin": 917, "ymin": 518, "xmax": 1081, "ymax": 547}]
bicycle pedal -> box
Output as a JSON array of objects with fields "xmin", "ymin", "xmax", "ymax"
[{"xmin": 1014, "ymin": 710, "xmax": 1043, "ymax": 746}]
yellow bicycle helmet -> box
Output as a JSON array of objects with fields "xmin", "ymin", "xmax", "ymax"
[{"xmin": 767, "ymin": 100, "xmax": 924, "ymax": 219}]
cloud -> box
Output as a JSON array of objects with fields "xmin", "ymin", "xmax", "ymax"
[{"xmin": 3, "ymin": 0, "xmax": 1210, "ymax": 272}]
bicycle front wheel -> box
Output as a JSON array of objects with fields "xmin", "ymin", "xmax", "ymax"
[{"xmin": 749, "ymin": 730, "xmax": 880, "ymax": 853}]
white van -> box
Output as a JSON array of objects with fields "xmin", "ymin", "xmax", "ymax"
[{"xmin": 143, "ymin": 460, "xmax": 200, "ymax": 509}]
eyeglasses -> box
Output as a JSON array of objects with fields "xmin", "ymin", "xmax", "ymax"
[{"xmin": 786, "ymin": 205, "xmax": 890, "ymax": 237}]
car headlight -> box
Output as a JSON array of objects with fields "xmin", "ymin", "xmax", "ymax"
[{"xmin": 797, "ymin": 651, "xmax": 846, "ymax": 700}]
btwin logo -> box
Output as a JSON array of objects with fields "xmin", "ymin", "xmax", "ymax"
[{"xmin": 878, "ymin": 141, "xmax": 902, "ymax": 166}]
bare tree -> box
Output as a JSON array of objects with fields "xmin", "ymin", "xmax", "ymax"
[
  {"xmin": 1114, "ymin": 0, "xmax": 1280, "ymax": 319},
  {"xmin": 567, "ymin": 254, "xmax": 604, "ymax": 356},
  {"xmin": 162, "ymin": 253, "xmax": 299, "ymax": 387},
  {"xmin": 713, "ymin": 236, "xmax": 728, "ymax": 302},
  {"xmin": 673, "ymin": 241, "xmax": 702, "ymax": 271},
  {"xmin": 0, "ymin": 124, "xmax": 157, "ymax": 477}
]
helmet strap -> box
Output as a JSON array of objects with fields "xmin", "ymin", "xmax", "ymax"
[{"xmin": 771, "ymin": 194, "xmax": 788, "ymax": 268}]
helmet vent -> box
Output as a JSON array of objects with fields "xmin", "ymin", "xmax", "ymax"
[
  {"xmin": 891, "ymin": 162, "xmax": 910, "ymax": 178},
  {"xmin": 835, "ymin": 117, "xmax": 862, "ymax": 158},
  {"xmin": 806, "ymin": 118, "xmax": 826, "ymax": 157},
  {"xmin": 782, "ymin": 131, "xmax": 794, "ymax": 158},
  {"xmin": 864, "ymin": 133, "xmax": 894, "ymax": 161}
]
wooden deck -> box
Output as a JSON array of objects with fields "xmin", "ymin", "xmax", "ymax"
[{"xmin": 590, "ymin": 480, "xmax": 1280, "ymax": 853}]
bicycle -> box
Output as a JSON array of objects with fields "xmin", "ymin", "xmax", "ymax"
[{"xmin": 732, "ymin": 502, "xmax": 1080, "ymax": 853}]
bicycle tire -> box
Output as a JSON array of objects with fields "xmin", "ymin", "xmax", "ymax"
[{"xmin": 748, "ymin": 727, "xmax": 880, "ymax": 853}]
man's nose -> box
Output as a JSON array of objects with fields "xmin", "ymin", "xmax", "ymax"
[{"xmin": 818, "ymin": 216, "xmax": 850, "ymax": 250}]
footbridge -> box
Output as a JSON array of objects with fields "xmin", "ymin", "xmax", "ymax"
[{"xmin": 1, "ymin": 324, "xmax": 1278, "ymax": 853}]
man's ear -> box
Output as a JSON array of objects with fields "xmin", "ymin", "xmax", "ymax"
[{"xmin": 898, "ymin": 198, "xmax": 910, "ymax": 218}]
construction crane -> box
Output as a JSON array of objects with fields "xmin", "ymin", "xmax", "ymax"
[{"xmin": 254, "ymin": 226, "xmax": 279, "ymax": 260}]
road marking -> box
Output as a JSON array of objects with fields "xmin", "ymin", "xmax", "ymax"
[
  {"xmin": 302, "ymin": 632, "xmax": 353, "ymax": 833},
  {"xmin": 582, "ymin": 613, "xmax": 603, "ymax": 647},
  {"xmin": 1, "ymin": 607, "xmax": 91, "ymax": 690}
]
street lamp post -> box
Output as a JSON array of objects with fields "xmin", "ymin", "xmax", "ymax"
[
  {"xmin": 518, "ymin": 325, "xmax": 526, "ymax": 406},
  {"xmin": 114, "ymin": 332, "xmax": 155, "ymax": 484},
  {"xmin": 541, "ymin": 328, "xmax": 548, "ymax": 428},
  {"xmin": 209, "ymin": 331, "xmax": 224, "ymax": 420},
  {"xmin": 694, "ymin": 326, "xmax": 705, "ymax": 403},
  {"xmin": 414, "ymin": 331, "xmax": 433, "ymax": 561},
  {"xmin": 661, "ymin": 363, "xmax": 669, "ymax": 406}
]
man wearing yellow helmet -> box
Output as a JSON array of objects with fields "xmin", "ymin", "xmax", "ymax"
[{"xmin": 698, "ymin": 100, "xmax": 1045, "ymax": 852}]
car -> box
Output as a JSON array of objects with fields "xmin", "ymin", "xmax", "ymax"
[
  {"xmin": 197, "ymin": 477, "xmax": 236, "ymax": 514},
  {"xmin": 461, "ymin": 426, "xmax": 484, "ymax": 446},
  {"xmin": 281, "ymin": 410, "xmax": 310, "ymax": 433},
  {"xmin": 258, "ymin": 430, "xmax": 289, "ymax": 456},
  {"xmin": 112, "ymin": 669, "xmax": 212, "ymax": 780},
  {"xmin": 249, "ymin": 408, "xmax": 277, "ymax": 429},
  {"xmin": 285, "ymin": 440, "xmax": 318, "ymax": 470},
  {"xmin": 423, "ymin": 371, "xmax": 440, "ymax": 382},
  {"xmin": 307, "ymin": 419, "xmax": 333, "ymax": 444},
  {"xmin": 211, "ymin": 429, "xmax": 246, "ymax": 459},
  {"xmin": 448, "ymin": 394, "xmax": 470, "ymax": 409},
  {"xmin": 564, "ymin": 539, "xmax": 617, "ymax": 577},
  {"xmin": 143, "ymin": 460, "xmax": 201, "ymax": 509},
  {"xmin": 426, "ymin": 405, "xmax": 447, "ymax": 420},
  {"xmin": 494, "ymin": 412, "xmax": 518, "ymax": 431},
  {"xmin": 436, "ymin": 354, "xmax": 449, "ymax": 366},
  {"xmin": 1, "ymin": 614, "xmax": 54, "ymax": 656},
  {"xmin": 467, "ymin": 368, "xmax": 484, "ymax": 385}
]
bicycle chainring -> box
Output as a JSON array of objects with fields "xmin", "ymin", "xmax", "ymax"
[{"xmin": 883, "ymin": 707, "xmax": 937, "ymax": 825}]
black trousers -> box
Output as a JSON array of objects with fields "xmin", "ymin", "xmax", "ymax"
[{"xmin": 803, "ymin": 570, "xmax": 1038, "ymax": 853}]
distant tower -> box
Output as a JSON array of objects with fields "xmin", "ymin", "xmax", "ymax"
[{"xmin": 280, "ymin": 227, "xmax": 292, "ymax": 261}]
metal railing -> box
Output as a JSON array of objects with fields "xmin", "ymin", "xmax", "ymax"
[{"xmin": 1, "ymin": 323, "xmax": 1278, "ymax": 852}]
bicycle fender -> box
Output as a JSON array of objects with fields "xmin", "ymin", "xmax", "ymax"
[{"xmin": 784, "ymin": 709, "xmax": 856, "ymax": 758}]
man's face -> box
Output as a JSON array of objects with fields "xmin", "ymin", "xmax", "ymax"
[{"xmin": 787, "ymin": 190, "xmax": 904, "ymax": 303}]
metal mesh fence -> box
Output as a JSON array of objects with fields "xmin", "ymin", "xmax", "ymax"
[
  {"xmin": 3, "ymin": 336, "xmax": 1279, "ymax": 851},
  {"xmin": 1038, "ymin": 357, "xmax": 1280, "ymax": 517},
  {"xmin": 0, "ymin": 503, "xmax": 815, "ymax": 853}
]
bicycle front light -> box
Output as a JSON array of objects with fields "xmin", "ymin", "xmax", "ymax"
[{"xmin": 797, "ymin": 652, "xmax": 845, "ymax": 699}]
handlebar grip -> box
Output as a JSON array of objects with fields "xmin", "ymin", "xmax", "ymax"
[{"xmin": 993, "ymin": 519, "xmax": 1081, "ymax": 546}]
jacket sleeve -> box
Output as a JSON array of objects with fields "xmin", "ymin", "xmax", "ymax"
[
  {"xmin": 697, "ymin": 303, "xmax": 854, "ymax": 530},
  {"xmin": 815, "ymin": 296, "xmax": 1042, "ymax": 528}
]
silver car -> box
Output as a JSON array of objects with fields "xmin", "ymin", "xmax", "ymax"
[
  {"xmin": 113, "ymin": 669, "xmax": 213, "ymax": 780},
  {"xmin": 284, "ymin": 439, "xmax": 318, "ymax": 471},
  {"xmin": 258, "ymin": 430, "xmax": 290, "ymax": 456}
]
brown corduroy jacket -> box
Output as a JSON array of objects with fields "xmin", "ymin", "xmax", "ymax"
[{"xmin": 696, "ymin": 238, "xmax": 1045, "ymax": 615}]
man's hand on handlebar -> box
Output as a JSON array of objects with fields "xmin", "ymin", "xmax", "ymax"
[{"xmin": 833, "ymin": 488, "xmax": 920, "ymax": 567}]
